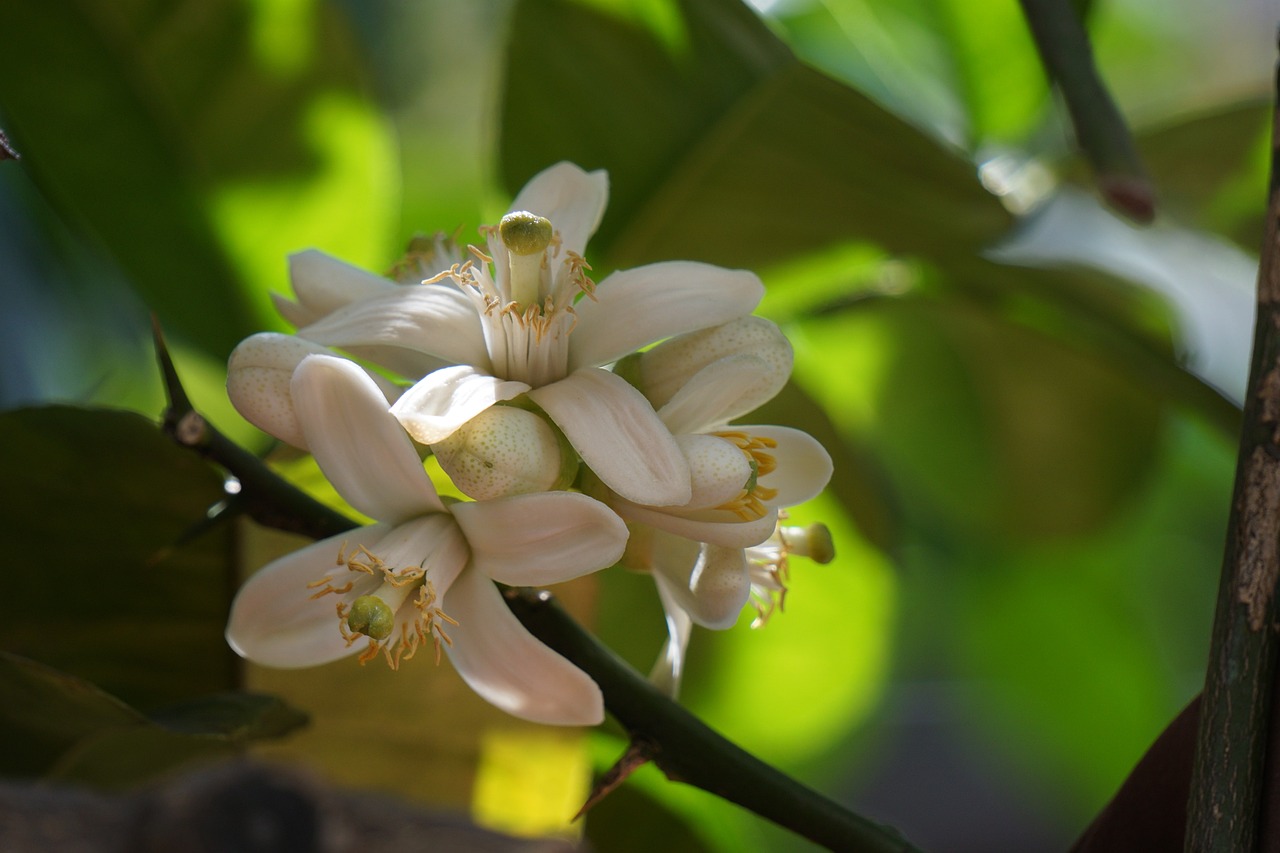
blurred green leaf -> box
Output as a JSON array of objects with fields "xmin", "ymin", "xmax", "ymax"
[
  {"xmin": 0, "ymin": 0, "xmax": 395, "ymax": 360},
  {"xmin": 0, "ymin": 405, "xmax": 234, "ymax": 708},
  {"xmin": 500, "ymin": 0, "xmax": 1011, "ymax": 270},
  {"xmin": 1135, "ymin": 100, "xmax": 1270, "ymax": 251},
  {"xmin": 0, "ymin": 652, "xmax": 305, "ymax": 787},
  {"xmin": 793, "ymin": 293, "xmax": 1164, "ymax": 544}
]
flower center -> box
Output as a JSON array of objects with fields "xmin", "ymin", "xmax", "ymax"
[
  {"xmin": 711, "ymin": 431, "xmax": 779, "ymax": 521},
  {"xmin": 427, "ymin": 213, "xmax": 596, "ymax": 387},
  {"xmin": 307, "ymin": 542, "xmax": 458, "ymax": 670}
]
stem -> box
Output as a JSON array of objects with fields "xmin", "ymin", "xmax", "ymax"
[
  {"xmin": 1184, "ymin": 54, "xmax": 1280, "ymax": 851},
  {"xmin": 505, "ymin": 589, "xmax": 921, "ymax": 853},
  {"xmin": 1017, "ymin": 0, "xmax": 1154, "ymax": 222},
  {"xmin": 153, "ymin": 340, "xmax": 919, "ymax": 851}
]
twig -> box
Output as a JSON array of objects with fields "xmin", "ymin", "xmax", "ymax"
[
  {"xmin": 1017, "ymin": 0, "xmax": 1155, "ymax": 222},
  {"xmin": 505, "ymin": 588, "xmax": 921, "ymax": 853},
  {"xmin": 152, "ymin": 333, "xmax": 921, "ymax": 851},
  {"xmin": 1184, "ymin": 50, "xmax": 1280, "ymax": 851},
  {"xmin": 153, "ymin": 318, "xmax": 355, "ymax": 542}
]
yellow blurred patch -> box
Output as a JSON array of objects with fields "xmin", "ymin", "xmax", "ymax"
[{"xmin": 472, "ymin": 727, "xmax": 590, "ymax": 839}]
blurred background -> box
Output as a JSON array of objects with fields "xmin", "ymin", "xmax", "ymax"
[{"xmin": 0, "ymin": 0, "xmax": 1274, "ymax": 850}]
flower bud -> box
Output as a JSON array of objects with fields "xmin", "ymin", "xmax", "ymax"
[
  {"xmin": 432, "ymin": 405, "xmax": 572, "ymax": 500},
  {"xmin": 676, "ymin": 434, "xmax": 754, "ymax": 510},
  {"xmin": 226, "ymin": 332, "xmax": 333, "ymax": 449},
  {"xmin": 637, "ymin": 316, "xmax": 793, "ymax": 413}
]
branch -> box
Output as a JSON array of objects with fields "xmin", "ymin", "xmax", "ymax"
[
  {"xmin": 153, "ymin": 319, "xmax": 355, "ymax": 542},
  {"xmin": 1017, "ymin": 0, "xmax": 1154, "ymax": 222},
  {"xmin": 152, "ymin": 335, "xmax": 921, "ymax": 852},
  {"xmin": 504, "ymin": 589, "xmax": 920, "ymax": 852},
  {"xmin": 1185, "ymin": 49, "xmax": 1280, "ymax": 851}
]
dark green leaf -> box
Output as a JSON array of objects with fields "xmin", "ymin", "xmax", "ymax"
[
  {"xmin": 0, "ymin": 406, "xmax": 235, "ymax": 708},
  {"xmin": 0, "ymin": 653, "xmax": 306, "ymax": 787},
  {"xmin": 500, "ymin": 0, "xmax": 1012, "ymax": 270}
]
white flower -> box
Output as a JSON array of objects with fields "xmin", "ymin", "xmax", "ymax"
[
  {"xmin": 225, "ymin": 354, "xmax": 628, "ymax": 726},
  {"xmin": 286, "ymin": 162, "xmax": 766, "ymax": 507},
  {"xmin": 603, "ymin": 317, "xmax": 834, "ymax": 695}
]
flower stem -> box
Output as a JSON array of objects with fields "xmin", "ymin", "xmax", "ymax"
[
  {"xmin": 1017, "ymin": 0, "xmax": 1154, "ymax": 222},
  {"xmin": 505, "ymin": 588, "xmax": 922, "ymax": 852},
  {"xmin": 1184, "ymin": 55, "xmax": 1280, "ymax": 850}
]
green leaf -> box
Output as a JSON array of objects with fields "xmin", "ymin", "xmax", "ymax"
[
  {"xmin": 500, "ymin": 0, "xmax": 1011, "ymax": 271},
  {"xmin": 0, "ymin": 652, "xmax": 306, "ymax": 787},
  {"xmin": 0, "ymin": 0, "xmax": 396, "ymax": 360},
  {"xmin": 0, "ymin": 406, "xmax": 235, "ymax": 708}
]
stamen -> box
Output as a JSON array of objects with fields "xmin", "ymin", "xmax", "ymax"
[
  {"xmin": 709, "ymin": 431, "xmax": 781, "ymax": 520},
  {"xmin": 322, "ymin": 542, "xmax": 458, "ymax": 671}
]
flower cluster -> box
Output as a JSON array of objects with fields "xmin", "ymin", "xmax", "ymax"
[{"xmin": 224, "ymin": 162, "xmax": 834, "ymax": 726}]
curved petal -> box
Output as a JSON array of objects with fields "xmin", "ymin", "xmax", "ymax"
[
  {"xmin": 656, "ymin": 355, "xmax": 774, "ymax": 437},
  {"xmin": 568, "ymin": 262, "xmax": 765, "ymax": 371},
  {"xmin": 509, "ymin": 162, "xmax": 608, "ymax": 261},
  {"xmin": 226, "ymin": 528, "xmax": 389, "ymax": 668},
  {"xmin": 649, "ymin": 574, "xmax": 694, "ymax": 698},
  {"xmin": 610, "ymin": 497, "xmax": 779, "ymax": 549},
  {"xmin": 643, "ymin": 317, "xmax": 793, "ymax": 416},
  {"xmin": 227, "ymin": 332, "xmax": 333, "ymax": 449},
  {"xmin": 390, "ymin": 365, "xmax": 531, "ymax": 445},
  {"xmin": 279, "ymin": 249, "xmax": 398, "ymax": 327},
  {"xmin": 451, "ymin": 492, "xmax": 628, "ymax": 586},
  {"xmin": 298, "ymin": 283, "xmax": 491, "ymax": 372},
  {"xmin": 745, "ymin": 425, "xmax": 834, "ymax": 507},
  {"xmin": 528, "ymin": 369, "xmax": 691, "ymax": 507},
  {"xmin": 649, "ymin": 540, "xmax": 749, "ymax": 630},
  {"xmin": 293, "ymin": 355, "xmax": 444, "ymax": 523},
  {"xmin": 368, "ymin": 514, "xmax": 470, "ymax": 597},
  {"xmin": 442, "ymin": 569, "xmax": 604, "ymax": 725}
]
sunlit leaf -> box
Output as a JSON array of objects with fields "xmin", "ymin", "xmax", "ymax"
[{"xmin": 0, "ymin": 0, "xmax": 395, "ymax": 360}]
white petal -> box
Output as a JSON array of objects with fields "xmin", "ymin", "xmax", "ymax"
[
  {"xmin": 298, "ymin": 283, "xmax": 491, "ymax": 372},
  {"xmin": 746, "ymin": 425, "xmax": 834, "ymax": 507},
  {"xmin": 451, "ymin": 492, "xmax": 627, "ymax": 586},
  {"xmin": 227, "ymin": 332, "xmax": 332, "ymax": 449},
  {"xmin": 643, "ymin": 317, "xmax": 793, "ymax": 417},
  {"xmin": 649, "ymin": 541, "xmax": 749, "ymax": 630},
  {"xmin": 442, "ymin": 570, "xmax": 604, "ymax": 725},
  {"xmin": 649, "ymin": 574, "xmax": 694, "ymax": 698},
  {"xmin": 367, "ymin": 514, "xmax": 470, "ymax": 596},
  {"xmin": 390, "ymin": 365, "xmax": 531, "ymax": 445},
  {"xmin": 677, "ymin": 433, "xmax": 755, "ymax": 510},
  {"xmin": 226, "ymin": 528, "xmax": 389, "ymax": 668},
  {"xmin": 528, "ymin": 369, "xmax": 691, "ymax": 507},
  {"xmin": 568, "ymin": 262, "xmax": 765, "ymax": 372},
  {"xmin": 292, "ymin": 355, "xmax": 444, "ymax": 523},
  {"xmin": 228, "ymin": 334, "xmax": 404, "ymax": 449},
  {"xmin": 610, "ymin": 497, "xmax": 779, "ymax": 548},
  {"xmin": 279, "ymin": 249, "xmax": 399, "ymax": 327},
  {"xmin": 509, "ymin": 162, "xmax": 609, "ymax": 260}
]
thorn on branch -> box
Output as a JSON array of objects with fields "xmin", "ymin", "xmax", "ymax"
[
  {"xmin": 0, "ymin": 128, "xmax": 18, "ymax": 161},
  {"xmin": 575, "ymin": 738, "xmax": 657, "ymax": 820}
]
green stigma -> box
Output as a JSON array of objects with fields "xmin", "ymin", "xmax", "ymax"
[
  {"xmin": 346, "ymin": 595, "xmax": 395, "ymax": 640},
  {"xmin": 743, "ymin": 458, "xmax": 760, "ymax": 494},
  {"xmin": 499, "ymin": 211, "xmax": 553, "ymax": 256}
]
